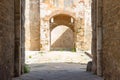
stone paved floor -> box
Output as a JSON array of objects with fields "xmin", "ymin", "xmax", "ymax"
[{"xmin": 13, "ymin": 63, "xmax": 104, "ymax": 80}]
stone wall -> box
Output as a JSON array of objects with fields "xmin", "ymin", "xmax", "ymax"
[
  {"xmin": 25, "ymin": 0, "xmax": 40, "ymax": 51},
  {"xmin": 102, "ymin": 0, "xmax": 120, "ymax": 80},
  {"xmin": 0, "ymin": 0, "xmax": 15, "ymax": 79},
  {"xmin": 40, "ymin": 0, "xmax": 92, "ymax": 51},
  {"xmin": 25, "ymin": 0, "xmax": 31, "ymax": 50},
  {"xmin": 84, "ymin": 0, "xmax": 92, "ymax": 50},
  {"xmin": 24, "ymin": 0, "xmax": 92, "ymax": 51},
  {"xmin": 75, "ymin": 18, "xmax": 85, "ymax": 51}
]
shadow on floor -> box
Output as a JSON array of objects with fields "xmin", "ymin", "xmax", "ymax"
[{"xmin": 13, "ymin": 63, "xmax": 103, "ymax": 80}]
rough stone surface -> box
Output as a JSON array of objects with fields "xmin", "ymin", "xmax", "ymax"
[
  {"xmin": 0, "ymin": 0, "xmax": 15, "ymax": 79},
  {"xmin": 102, "ymin": 0, "xmax": 120, "ymax": 80}
]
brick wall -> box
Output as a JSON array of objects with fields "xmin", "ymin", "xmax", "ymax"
[
  {"xmin": 0, "ymin": 0, "xmax": 15, "ymax": 79},
  {"xmin": 102, "ymin": 0, "xmax": 120, "ymax": 80}
]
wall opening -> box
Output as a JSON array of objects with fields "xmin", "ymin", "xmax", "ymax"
[
  {"xmin": 18, "ymin": 0, "xmax": 94, "ymax": 79},
  {"xmin": 50, "ymin": 25, "xmax": 74, "ymax": 51}
]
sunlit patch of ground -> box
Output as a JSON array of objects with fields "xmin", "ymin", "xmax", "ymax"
[{"xmin": 25, "ymin": 51, "xmax": 92, "ymax": 64}]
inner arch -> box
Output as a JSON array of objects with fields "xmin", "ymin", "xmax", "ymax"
[{"xmin": 50, "ymin": 14, "xmax": 75, "ymax": 31}]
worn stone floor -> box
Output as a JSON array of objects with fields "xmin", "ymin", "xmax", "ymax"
[{"xmin": 13, "ymin": 63, "xmax": 104, "ymax": 80}]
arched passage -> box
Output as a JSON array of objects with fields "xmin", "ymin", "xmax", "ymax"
[
  {"xmin": 40, "ymin": 12, "xmax": 76, "ymax": 51},
  {"xmin": 49, "ymin": 13, "xmax": 76, "ymax": 51},
  {"xmin": 50, "ymin": 25, "xmax": 74, "ymax": 51}
]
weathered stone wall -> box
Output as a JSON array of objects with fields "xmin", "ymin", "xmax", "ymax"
[
  {"xmin": 40, "ymin": 0, "xmax": 92, "ymax": 51},
  {"xmin": 102, "ymin": 0, "xmax": 120, "ymax": 80},
  {"xmin": 75, "ymin": 18, "xmax": 85, "ymax": 51},
  {"xmin": 25, "ymin": 0, "xmax": 40, "ymax": 51},
  {"xmin": 25, "ymin": 0, "xmax": 31, "ymax": 50},
  {"xmin": 84, "ymin": 0, "xmax": 92, "ymax": 50},
  {"xmin": 25, "ymin": 0, "xmax": 92, "ymax": 51},
  {"xmin": 0, "ymin": 0, "xmax": 14, "ymax": 79}
]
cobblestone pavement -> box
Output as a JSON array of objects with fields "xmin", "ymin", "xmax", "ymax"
[{"xmin": 13, "ymin": 63, "xmax": 104, "ymax": 80}]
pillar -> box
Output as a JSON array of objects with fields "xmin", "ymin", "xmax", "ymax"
[
  {"xmin": 91, "ymin": 0, "xmax": 97, "ymax": 74},
  {"xmin": 29, "ymin": 0, "xmax": 40, "ymax": 51},
  {"xmin": 96, "ymin": 0, "xmax": 103, "ymax": 76},
  {"xmin": 21, "ymin": 0, "xmax": 25, "ymax": 74},
  {"xmin": 14, "ymin": 0, "xmax": 22, "ymax": 77}
]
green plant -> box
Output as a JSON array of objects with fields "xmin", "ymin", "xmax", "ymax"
[
  {"xmin": 29, "ymin": 56, "xmax": 32, "ymax": 59},
  {"xmin": 24, "ymin": 64, "xmax": 30, "ymax": 73},
  {"xmin": 72, "ymin": 48, "xmax": 76, "ymax": 52}
]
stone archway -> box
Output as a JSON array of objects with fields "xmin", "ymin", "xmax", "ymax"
[
  {"xmin": 40, "ymin": 11, "xmax": 77, "ymax": 51},
  {"xmin": 49, "ymin": 13, "xmax": 76, "ymax": 51},
  {"xmin": 40, "ymin": 10, "xmax": 86, "ymax": 52}
]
